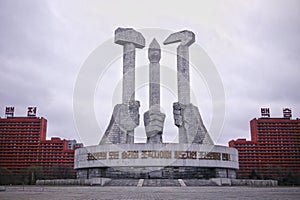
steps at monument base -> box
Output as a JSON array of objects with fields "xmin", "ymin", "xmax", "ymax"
[
  {"xmin": 102, "ymin": 179, "xmax": 220, "ymax": 186},
  {"xmin": 105, "ymin": 179, "xmax": 139, "ymax": 186},
  {"xmin": 183, "ymin": 179, "xmax": 218, "ymax": 186},
  {"xmin": 143, "ymin": 179, "xmax": 181, "ymax": 187}
]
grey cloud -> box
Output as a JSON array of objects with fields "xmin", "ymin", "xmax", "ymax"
[{"xmin": 1, "ymin": 0, "xmax": 299, "ymax": 146}]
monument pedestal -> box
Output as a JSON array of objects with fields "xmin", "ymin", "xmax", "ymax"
[{"xmin": 75, "ymin": 143, "xmax": 238, "ymax": 179}]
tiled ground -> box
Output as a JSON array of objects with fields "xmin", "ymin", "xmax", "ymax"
[{"xmin": 0, "ymin": 186, "xmax": 300, "ymax": 200}]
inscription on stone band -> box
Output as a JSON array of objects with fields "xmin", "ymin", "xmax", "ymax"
[
  {"xmin": 87, "ymin": 152, "xmax": 107, "ymax": 160},
  {"xmin": 109, "ymin": 151, "xmax": 119, "ymax": 160},
  {"xmin": 87, "ymin": 150, "xmax": 230, "ymax": 161},
  {"xmin": 175, "ymin": 151, "xmax": 197, "ymax": 159},
  {"xmin": 141, "ymin": 150, "xmax": 172, "ymax": 159},
  {"xmin": 122, "ymin": 150, "xmax": 139, "ymax": 159}
]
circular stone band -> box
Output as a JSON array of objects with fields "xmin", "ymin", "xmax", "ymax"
[{"xmin": 75, "ymin": 144, "xmax": 238, "ymax": 179}]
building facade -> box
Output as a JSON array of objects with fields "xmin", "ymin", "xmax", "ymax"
[
  {"xmin": 229, "ymin": 108, "xmax": 300, "ymax": 183},
  {"xmin": 0, "ymin": 107, "xmax": 82, "ymax": 184}
]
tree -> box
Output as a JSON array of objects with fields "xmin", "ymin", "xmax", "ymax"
[
  {"xmin": 0, "ymin": 167, "xmax": 13, "ymax": 185},
  {"xmin": 27, "ymin": 165, "xmax": 44, "ymax": 185},
  {"xmin": 249, "ymin": 169, "xmax": 258, "ymax": 179},
  {"xmin": 50, "ymin": 165, "xmax": 75, "ymax": 179}
]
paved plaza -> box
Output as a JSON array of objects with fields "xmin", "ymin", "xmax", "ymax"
[{"xmin": 0, "ymin": 186, "xmax": 299, "ymax": 200}]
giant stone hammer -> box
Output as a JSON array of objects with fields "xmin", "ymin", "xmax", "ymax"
[
  {"xmin": 115, "ymin": 28, "xmax": 145, "ymax": 104},
  {"xmin": 163, "ymin": 30, "xmax": 195, "ymax": 105}
]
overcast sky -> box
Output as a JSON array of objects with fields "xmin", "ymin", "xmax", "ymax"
[{"xmin": 1, "ymin": 0, "xmax": 299, "ymax": 146}]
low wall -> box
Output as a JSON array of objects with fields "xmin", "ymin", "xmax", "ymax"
[
  {"xmin": 210, "ymin": 178, "xmax": 277, "ymax": 186},
  {"xmin": 0, "ymin": 186, "xmax": 6, "ymax": 191},
  {"xmin": 35, "ymin": 178, "xmax": 278, "ymax": 187},
  {"xmin": 210, "ymin": 178, "xmax": 232, "ymax": 186},
  {"xmin": 36, "ymin": 178, "xmax": 111, "ymax": 186},
  {"xmin": 231, "ymin": 179, "xmax": 278, "ymax": 187}
]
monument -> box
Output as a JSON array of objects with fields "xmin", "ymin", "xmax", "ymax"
[
  {"xmin": 99, "ymin": 28, "xmax": 144, "ymax": 144},
  {"xmin": 144, "ymin": 38, "xmax": 166, "ymax": 144},
  {"xmin": 75, "ymin": 28, "xmax": 238, "ymax": 179},
  {"xmin": 164, "ymin": 30, "xmax": 213, "ymax": 145}
]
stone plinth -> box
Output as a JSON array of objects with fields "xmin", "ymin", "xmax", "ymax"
[{"xmin": 75, "ymin": 143, "xmax": 238, "ymax": 179}]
